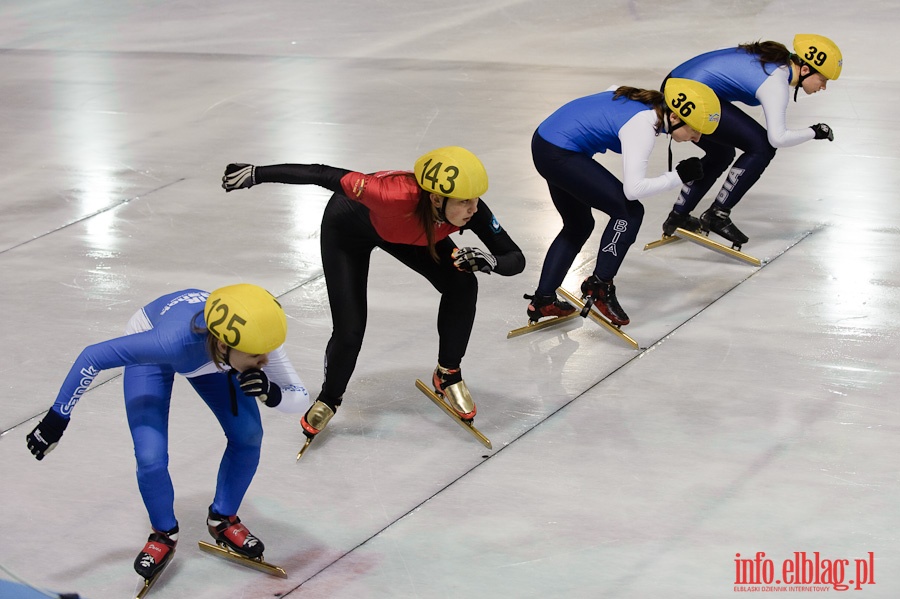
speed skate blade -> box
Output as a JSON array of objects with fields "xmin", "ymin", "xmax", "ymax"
[
  {"xmin": 643, "ymin": 234, "xmax": 683, "ymax": 251},
  {"xmin": 198, "ymin": 541, "xmax": 287, "ymax": 578},
  {"xmin": 415, "ymin": 379, "xmax": 492, "ymax": 449},
  {"xmin": 673, "ymin": 228, "xmax": 761, "ymax": 266},
  {"xmin": 507, "ymin": 311, "xmax": 581, "ymax": 338},
  {"xmin": 296, "ymin": 436, "xmax": 313, "ymax": 461},
  {"xmin": 556, "ymin": 287, "xmax": 639, "ymax": 350}
]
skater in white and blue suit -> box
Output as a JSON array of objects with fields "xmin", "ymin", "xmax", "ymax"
[
  {"xmin": 660, "ymin": 34, "xmax": 843, "ymax": 246},
  {"xmin": 26, "ymin": 283, "xmax": 308, "ymax": 581},
  {"xmin": 526, "ymin": 78, "xmax": 720, "ymax": 327}
]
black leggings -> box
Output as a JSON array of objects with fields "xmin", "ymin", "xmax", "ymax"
[
  {"xmin": 318, "ymin": 193, "xmax": 477, "ymax": 402},
  {"xmin": 674, "ymin": 101, "xmax": 777, "ymax": 213},
  {"xmin": 531, "ymin": 130, "xmax": 645, "ymax": 295}
]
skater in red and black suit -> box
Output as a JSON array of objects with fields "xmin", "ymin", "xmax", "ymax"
[{"xmin": 222, "ymin": 146, "xmax": 524, "ymax": 445}]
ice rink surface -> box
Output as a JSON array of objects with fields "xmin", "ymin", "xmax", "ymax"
[{"xmin": 1, "ymin": 1, "xmax": 898, "ymax": 597}]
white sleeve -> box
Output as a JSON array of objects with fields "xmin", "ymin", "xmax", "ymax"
[
  {"xmin": 618, "ymin": 110, "xmax": 682, "ymax": 201},
  {"xmin": 756, "ymin": 67, "xmax": 815, "ymax": 148},
  {"xmin": 262, "ymin": 346, "xmax": 311, "ymax": 414}
]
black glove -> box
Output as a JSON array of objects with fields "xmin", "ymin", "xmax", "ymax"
[
  {"xmin": 222, "ymin": 163, "xmax": 257, "ymax": 191},
  {"xmin": 26, "ymin": 410, "xmax": 69, "ymax": 461},
  {"xmin": 810, "ymin": 123, "xmax": 834, "ymax": 141},
  {"xmin": 675, "ymin": 157, "xmax": 704, "ymax": 183},
  {"xmin": 452, "ymin": 247, "xmax": 497, "ymax": 274},
  {"xmin": 237, "ymin": 368, "xmax": 282, "ymax": 407}
]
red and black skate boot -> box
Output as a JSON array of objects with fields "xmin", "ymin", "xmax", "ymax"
[
  {"xmin": 662, "ymin": 209, "xmax": 701, "ymax": 237},
  {"xmin": 524, "ymin": 293, "xmax": 576, "ymax": 323},
  {"xmin": 699, "ymin": 206, "xmax": 749, "ymax": 247},
  {"xmin": 134, "ymin": 525, "xmax": 178, "ymax": 580},
  {"xmin": 208, "ymin": 509, "xmax": 265, "ymax": 559},
  {"xmin": 580, "ymin": 275, "xmax": 630, "ymax": 326},
  {"xmin": 433, "ymin": 364, "xmax": 476, "ymax": 421}
]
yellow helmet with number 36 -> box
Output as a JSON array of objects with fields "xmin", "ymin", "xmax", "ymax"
[
  {"xmin": 414, "ymin": 146, "xmax": 488, "ymax": 200},
  {"xmin": 793, "ymin": 34, "xmax": 842, "ymax": 80},
  {"xmin": 663, "ymin": 78, "xmax": 721, "ymax": 135},
  {"xmin": 205, "ymin": 284, "xmax": 287, "ymax": 354}
]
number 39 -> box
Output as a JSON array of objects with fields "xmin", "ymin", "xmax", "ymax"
[{"xmin": 804, "ymin": 46, "xmax": 828, "ymax": 67}]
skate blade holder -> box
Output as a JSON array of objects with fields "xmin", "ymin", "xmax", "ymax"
[
  {"xmin": 643, "ymin": 227, "xmax": 760, "ymax": 266},
  {"xmin": 556, "ymin": 287, "xmax": 639, "ymax": 350},
  {"xmin": 135, "ymin": 549, "xmax": 175, "ymax": 599},
  {"xmin": 198, "ymin": 540, "xmax": 287, "ymax": 578},
  {"xmin": 415, "ymin": 379, "xmax": 492, "ymax": 449},
  {"xmin": 507, "ymin": 310, "xmax": 581, "ymax": 338}
]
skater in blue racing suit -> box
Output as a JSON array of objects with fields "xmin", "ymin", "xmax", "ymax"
[
  {"xmin": 26, "ymin": 284, "xmax": 308, "ymax": 581},
  {"xmin": 526, "ymin": 79, "xmax": 720, "ymax": 327},
  {"xmin": 659, "ymin": 34, "xmax": 843, "ymax": 246}
]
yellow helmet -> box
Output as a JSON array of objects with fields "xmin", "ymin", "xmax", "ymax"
[
  {"xmin": 793, "ymin": 34, "xmax": 842, "ymax": 80},
  {"xmin": 664, "ymin": 78, "xmax": 721, "ymax": 135},
  {"xmin": 414, "ymin": 146, "xmax": 488, "ymax": 200},
  {"xmin": 205, "ymin": 284, "xmax": 287, "ymax": 354}
]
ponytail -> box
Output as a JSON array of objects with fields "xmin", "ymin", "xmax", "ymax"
[{"xmin": 613, "ymin": 86, "xmax": 665, "ymax": 131}]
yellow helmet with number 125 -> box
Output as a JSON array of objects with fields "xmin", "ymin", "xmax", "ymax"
[
  {"xmin": 663, "ymin": 78, "xmax": 721, "ymax": 135},
  {"xmin": 205, "ymin": 284, "xmax": 287, "ymax": 354},
  {"xmin": 793, "ymin": 34, "xmax": 842, "ymax": 80},
  {"xmin": 414, "ymin": 146, "xmax": 488, "ymax": 200}
]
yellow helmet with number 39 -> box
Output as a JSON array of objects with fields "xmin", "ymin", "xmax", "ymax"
[
  {"xmin": 205, "ymin": 284, "xmax": 287, "ymax": 354},
  {"xmin": 414, "ymin": 146, "xmax": 488, "ymax": 200},
  {"xmin": 793, "ymin": 34, "xmax": 842, "ymax": 80},
  {"xmin": 663, "ymin": 78, "xmax": 721, "ymax": 135}
]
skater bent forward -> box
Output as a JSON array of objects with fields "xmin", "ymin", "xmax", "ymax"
[
  {"xmin": 26, "ymin": 284, "xmax": 308, "ymax": 582},
  {"xmin": 222, "ymin": 146, "xmax": 525, "ymax": 445}
]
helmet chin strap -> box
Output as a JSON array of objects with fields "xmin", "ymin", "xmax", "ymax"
[
  {"xmin": 792, "ymin": 57, "xmax": 816, "ymax": 102},
  {"xmin": 433, "ymin": 195, "xmax": 449, "ymax": 223},
  {"xmin": 665, "ymin": 109, "xmax": 685, "ymax": 171}
]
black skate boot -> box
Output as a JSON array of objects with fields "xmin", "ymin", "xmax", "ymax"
[
  {"xmin": 700, "ymin": 206, "xmax": 749, "ymax": 247},
  {"xmin": 134, "ymin": 525, "xmax": 178, "ymax": 580},
  {"xmin": 662, "ymin": 210, "xmax": 701, "ymax": 237},
  {"xmin": 524, "ymin": 293, "xmax": 576, "ymax": 323},
  {"xmin": 433, "ymin": 364, "xmax": 476, "ymax": 421},
  {"xmin": 580, "ymin": 275, "xmax": 630, "ymax": 326},
  {"xmin": 208, "ymin": 509, "xmax": 265, "ymax": 559}
]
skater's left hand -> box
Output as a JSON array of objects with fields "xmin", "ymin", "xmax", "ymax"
[
  {"xmin": 810, "ymin": 123, "xmax": 834, "ymax": 141},
  {"xmin": 452, "ymin": 247, "xmax": 497, "ymax": 274},
  {"xmin": 238, "ymin": 369, "xmax": 282, "ymax": 407},
  {"xmin": 222, "ymin": 163, "xmax": 257, "ymax": 191}
]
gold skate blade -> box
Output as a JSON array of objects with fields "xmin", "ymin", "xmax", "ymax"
[
  {"xmin": 643, "ymin": 234, "xmax": 683, "ymax": 251},
  {"xmin": 414, "ymin": 379, "xmax": 492, "ymax": 449},
  {"xmin": 507, "ymin": 311, "xmax": 581, "ymax": 338},
  {"xmin": 198, "ymin": 541, "xmax": 287, "ymax": 578},
  {"xmin": 673, "ymin": 228, "xmax": 761, "ymax": 266},
  {"xmin": 136, "ymin": 550, "xmax": 174, "ymax": 599},
  {"xmin": 556, "ymin": 288, "xmax": 639, "ymax": 350},
  {"xmin": 296, "ymin": 436, "xmax": 313, "ymax": 461}
]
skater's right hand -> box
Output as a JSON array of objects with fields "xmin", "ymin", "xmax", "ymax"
[
  {"xmin": 810, "ymin": 123, "xmax": 834, "ymax": 141},
  {"xmin": 26, "ymin": 409, "xmax": 69, "ymax": 461},
  {"xmin": 675, "ymin": 157, "xmax": 704, "ymax": 183},
  {"xmin": 238, "ymin": 368, "xmax": 283, "ymax": 408},
  {"xmin": 222, "ymin": 163, "xmax": 257, "ymax": 191}
]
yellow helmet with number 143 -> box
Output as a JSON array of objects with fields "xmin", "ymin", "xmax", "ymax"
[{"xmin": 414, "ymin": 146, "xmax": 488, "ymax": 200}]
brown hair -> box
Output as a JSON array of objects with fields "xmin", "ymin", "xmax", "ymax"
[
  {"xmin": 192, "ymin": 311, "xmax": 227, "ymax": 370},
  {"xmin": 414, "ymin": 187, "xmax": 440, "ymax": 262},
  {"xmin": 738, "ymin": 40, "xmax": 801, "ymax": 72},
  {"xmin": 613, "ymin": 86, "xmax": 666, "ymax": 131}
]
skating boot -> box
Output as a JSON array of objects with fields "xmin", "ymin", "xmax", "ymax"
[
  {"xmin": 580, "ymin": 275, "xmax": 630, "ymax": 326},
  {"xmin": 207, "ymin": 510, "xmax": 264, "ymax": 559},
  {"xmin": 525, "ymin": 293, "xmax": 576, "ymax": 322},
  {"xmin": 662, "ymin": 209, "xmax": 701, "ymax": 237},
  {"xmin": 700, "ymin": 206, "xmax": 749, "ymax": 247},
  {"xmin": 300, "ymin": 399, "xmax": 337, "ymax": 440},
  {"xmin": 134, "ymin": 525, "xmax": 178, "ymax": 580},
  {"xmin": 433, "ymin": 364, "xmax": 476, "ymax": 421}
]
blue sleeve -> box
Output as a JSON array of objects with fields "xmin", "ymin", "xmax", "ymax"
[{"xmin": 50, "ymin": 331, "xmax": 177, "ymax": 419}]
